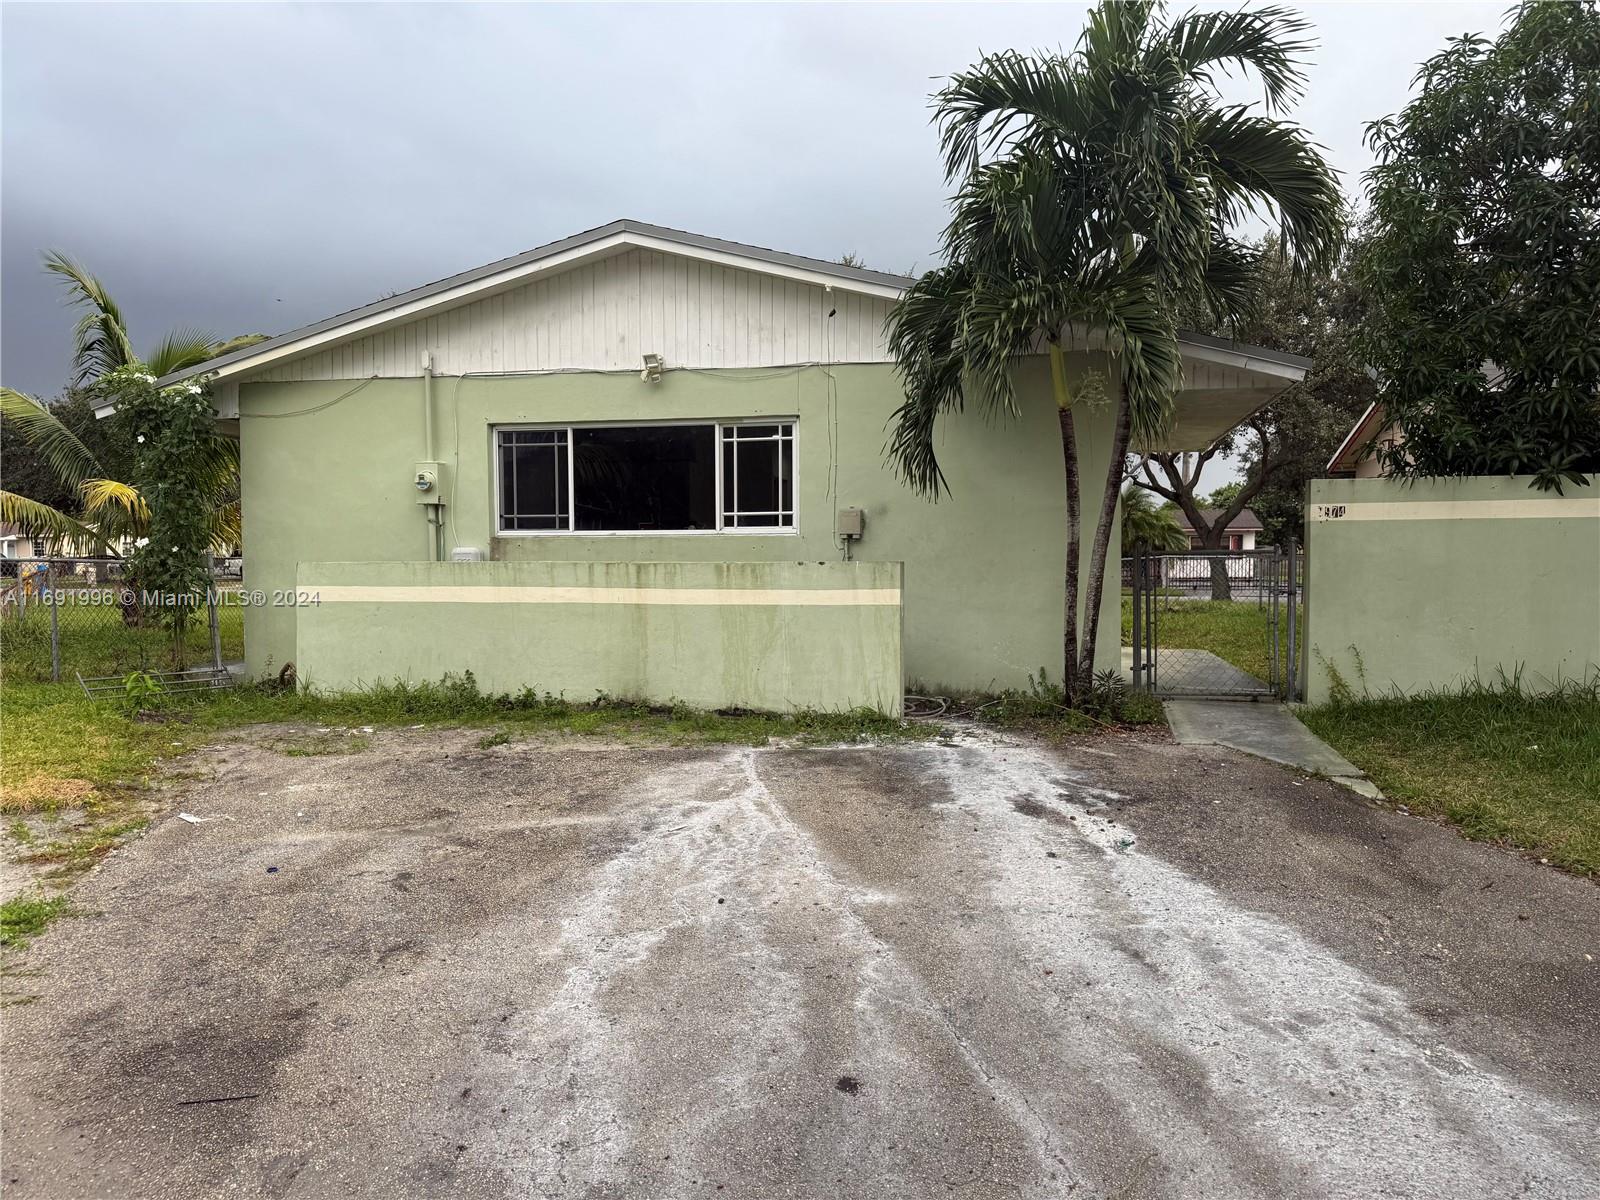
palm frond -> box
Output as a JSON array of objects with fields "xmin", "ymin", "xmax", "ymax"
[
  {"xmin": 1193, "ymin": 235, "xmax": 1264, "ymax": 327},
  {"xmin": 1195, "ymin": 107, "xmax": 1345, "ymax": 273},
  {"xmin": 1080, "ymin": 0, "xmax": 1158, "ymax": 68},
  {"xmin": 147, "ymin": 327, "xmax": 221, "ymax": 378},
  {"xmin": 42, "ymin": 250, "xmax": 137, "ymax": 386},
  {"xmin": 1104, "ymin": 293, "xmax": 1184, "ymax": 447},
  {"xmin": 208, "ymin": 500, "xmax": 242, "ymax": 552},
  {"xmin": 1158, "ymin": 6, "xmax": 1314, "ymax": 110},
  {"xmin": 0, "ymin": 386, "xmax": 105, "ymax": 490},
  {"xmin": 934, "ymin": 51, "xmax": 1090, "ymax": 181},
  {"xmin": 1121, "ymin": 485, "xmax": 1188, "ymax": 552},
  {"xmin": 206, "ymin": 333, "xmax": 271, "ymax": 359},
  {"xmin": 80, "ymin": 476, "xmax": 149, "ymax": 526},
  {"xmin": 0, "ymin": 490, "xmax": 101, "ymax": 547}
]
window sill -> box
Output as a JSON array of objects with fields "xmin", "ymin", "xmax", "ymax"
[{"xmin": 495, "ymin": 528, "xmax": 799, "ymax": 538}]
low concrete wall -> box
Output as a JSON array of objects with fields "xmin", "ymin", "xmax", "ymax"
[
  {"xmin": 1304, "ymin": 477, "xmax": 1599, "ymax": 703},
  {"xmin": 293, "ymin": 560, "xmax": 904, "ymax": 715}
]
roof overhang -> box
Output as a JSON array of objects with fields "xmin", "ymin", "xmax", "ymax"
[{"xmin": 1144, "ymin": 332, "xmax": 1310, "ymax": 452}]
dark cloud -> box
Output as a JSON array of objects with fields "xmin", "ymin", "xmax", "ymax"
[{"xmin": 2, "ymin": 2, "xmax": 1505, "ymax": 399}]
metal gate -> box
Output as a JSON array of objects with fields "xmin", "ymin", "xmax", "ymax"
[{"xmin": 1126, "ymin": 542, "xmax": 1302, "ymax": 699}]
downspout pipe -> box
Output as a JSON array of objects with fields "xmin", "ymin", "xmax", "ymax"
[
  {"xmin": 423, "ymin": 352, "xmax": 439, "ymax": 561},
  {"xmin": 422, "ymin": 351, "xmax": 436, "ymax": 463}
]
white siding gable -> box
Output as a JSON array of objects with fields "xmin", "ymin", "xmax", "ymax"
[{"xmin": 250, "ymin": 248, "xmax": 895, "ymax": 382}]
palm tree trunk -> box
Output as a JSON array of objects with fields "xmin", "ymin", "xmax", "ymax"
[
  {"xmin": 1059, "ymin": 406, "xmax": 1082, "ymax": 700},
  {"xmin": 1077, "ymin": 394, "xmax": 1134, "ymax": 686},
  {"xmin": 1049, "ymin": 343, "xmax": 1082, "ymax": 701}
]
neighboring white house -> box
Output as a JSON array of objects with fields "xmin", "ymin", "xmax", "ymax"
[
  {"xmin": 1173, "ymin": 507, "xmax": 1264, "ymax": 551},
  {"xmin": 1327, "ymin": 402, "xmax": 1403, "ymax": 478},
  {"xmin": 0, "ymin": 523, "xmax": 44, "ymax": 560},
  {"xmin": 0, "ymin": 523, "xmax": 141, "ymax": 563}
]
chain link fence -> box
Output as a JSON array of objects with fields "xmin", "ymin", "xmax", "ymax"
[
  {"xmin": 1125, "ymin": 545, "xmax": 1303, "ymax": 699},
  {"xmin": 0, "ymin": 558, "xmax": 244, "ymax": 684}
]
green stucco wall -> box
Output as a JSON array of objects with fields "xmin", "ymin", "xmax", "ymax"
[
  {"xmin": 1304, "ymin": 476, "xmax": 1600, "ymax": 703},
  {"xmin": 237, "ymin": 358, "xmax": 1122, "ymax": 698},
  {"xmin": 294, "ymin": 559, "xmax": 903, "ymax": 714}
]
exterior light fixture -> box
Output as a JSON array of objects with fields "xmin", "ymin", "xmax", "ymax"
[{"xmin": 641, "ymin": 353, "xmax": 663, "ymax": 383}]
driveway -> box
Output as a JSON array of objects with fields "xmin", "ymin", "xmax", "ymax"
[{"xmin": 3, "ymin": 725, "xmax": 1597, "ymax": 1199}]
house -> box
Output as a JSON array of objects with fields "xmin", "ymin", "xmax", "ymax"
[
  {"xmin": 1173, "ymin": 507, "xmax": 1265, "ymax": 551},
  {"xmin": 1327, "ymin": 402, "xmax": 1402, "ymax": 478},
  {"xmin": 0, "ymin": 523, "xmax": 139, "ymax": 564},
  {"xmin": 0, "ymin": 523, "xmax": 44, "ymax": 561},
  {"xmin": 148, "ymin": 220, "xmax": 1307, "ymax": 711}
]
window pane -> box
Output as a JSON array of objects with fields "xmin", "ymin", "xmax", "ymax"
[
  {"xmin": 499, "ymin": 430, "xmax": 567, "ymax": 530},
  {"xmin": 573, "ymin": 425, "xmax": 715, "ymax": 531},
  {"xmin": 723, "ymin": 422, "xmax": 793, "ymax": 528},
  {"xmin": 780, "ymin": 437, "xmax": 793, "ymax": 520},
  {"xmin": 735, "ymin": 438, "xmax": 781, "ymax": 514}
]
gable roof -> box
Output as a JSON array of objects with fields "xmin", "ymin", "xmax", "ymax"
[
  {"xmin": 156, "ymin": 219, "xmax": 912, "ymax": 387},
  {"xmin": 154, "ymin": 218, "xmax": 1317, "ymax": 390},
  {"xmin": 1326, "ymin": 402, "xmax": 1392, "ymax": 475},
  {"xmin": 1174, "ymin": 507, "xmax": 1264, "ymax": 532}
]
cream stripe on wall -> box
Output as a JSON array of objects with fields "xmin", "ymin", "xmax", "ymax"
[
  {"xmin": 1311, "ymin": 498, "xmax": 1600, "ymax": 523},
  {"xmin": 308, "ymin": 585, "xmax": 902, "ymax": 607}
]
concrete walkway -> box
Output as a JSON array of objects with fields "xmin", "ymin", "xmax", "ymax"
[
  {"xmin": 1121, "ymin": 646, "xmax": 1271, "ymax": 696},
  {"xmin": 1164, "ymin": 698, "xmax": 1382, "ymax": 797}
]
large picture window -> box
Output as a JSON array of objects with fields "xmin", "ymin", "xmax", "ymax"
[{"xmin": 496, "ymin": 421, "xmax": 795, "ymax": 534}]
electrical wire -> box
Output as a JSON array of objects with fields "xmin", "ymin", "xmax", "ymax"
[{"xmin": 238, "ymin": 375, "xmax": 380, "ymax": 419}]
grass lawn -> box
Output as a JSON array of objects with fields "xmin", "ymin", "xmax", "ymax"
[
  {"xmin": 1121, "ymin": 594, "xmax": 1299, "ymax": 685},
  {"xmin": 1, "ymin": 676, "xmax": 928, "ymax": 819},
  {"xmin": 0, "ymin": 591, "xmax": 245, "ymax": 682},
  {"xmin": 1301, "ymin": 682, "xmax": 1600, "ymax": 877}
]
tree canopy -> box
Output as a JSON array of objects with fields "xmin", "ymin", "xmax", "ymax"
[
  {"xmin": 1136, "ymin": 234, "xmax": 1375, "ymax": 547},
  {"xmin": 1, "ymin": 252, "xmax": 256, "ymax": 550},
  {"xmin": 1356, "ymin": 0, "xmax": 1600, "ymax": 490}
]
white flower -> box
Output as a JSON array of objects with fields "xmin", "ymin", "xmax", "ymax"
[{"xmin": 136, "ymin": 435, "xmax": 145, "ymax": 443}]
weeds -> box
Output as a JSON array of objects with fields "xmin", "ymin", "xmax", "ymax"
[
  {"xmin": 273, "ymin": 732, "xmax": 372, "ymax": 757},
  {"xmin": 121, "ymin": 670, "xmax": 166, "ymax": 718},
  {"xmin": 20, "ymin": 816, "xmax": 152, "ymax": 876},
  {"xmin": 0, "ymin": 893, "xmax": 69, "ymax": 950},
  {"xmin": 907, "ymin": 669, "xmax": 1166, "ymax": 732}
]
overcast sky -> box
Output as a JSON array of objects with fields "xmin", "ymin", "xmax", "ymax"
[{"xmin": 4, "ymin": 1, "xmax": 1507, "ymax": 447}]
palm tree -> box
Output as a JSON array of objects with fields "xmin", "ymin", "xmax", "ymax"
[
  {"xmin": 1121, "ymin": 485, "xmax": 1188, "ymax": 554},
  {"xmin": 886, "ymin": 0, "xmax": 1342, "ymax": 698},
  {"xmin": 1, "ymin": 252, "xmax": 258, "ymax": 552}
]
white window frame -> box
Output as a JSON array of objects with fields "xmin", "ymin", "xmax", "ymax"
[{"xmin": 494, "ymin": 418, "xmax": 798, "ymax": 537}]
